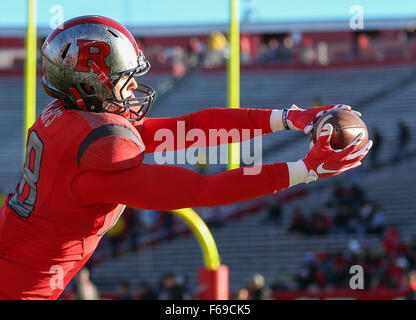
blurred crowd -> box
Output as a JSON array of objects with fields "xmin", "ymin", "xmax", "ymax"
[
  {"xmin": 62, "ymin": 269, "xmax": 193, "ymax": 300},
  {"xmin": 370, "ymin": 120, "xmax": 412, "ymax": 169},
  {"xmin": 137, "ymin": 24, "xmax": 416, "ymax": 77},
  {"xmin": 287, "ymin": 183, "xmax": 387, "ymax": 237},
  {"xmin": 272, "ymin": 227, "xmax": 416, "ymax": 295},
  {"xmin": 229, "ymin": 227, "xmax": 416, "ymax": 300}
]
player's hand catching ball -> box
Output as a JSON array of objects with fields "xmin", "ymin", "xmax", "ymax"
[
  {"xmin": 284, "ymin": 104, "xmax": 362, "ymax": 134},
  {"xmin": 303, "ymin": 123, "xmax": 372, "ymax": 182},
  {"xmin": 286, "ymin": 123, "xmax": 372, "ymax": 186}
]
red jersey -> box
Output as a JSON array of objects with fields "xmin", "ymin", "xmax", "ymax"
[{"xmin": 0, "ymin": 101, "xmax": 289, "ymax": 299}]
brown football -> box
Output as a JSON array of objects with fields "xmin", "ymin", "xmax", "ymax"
[{"xmin": 311, "ymin": 109, "xmax": 368, "ymax": 150}]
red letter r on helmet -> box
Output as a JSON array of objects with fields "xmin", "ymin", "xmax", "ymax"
[{"xmin": 74, "ymin": 39, "xmax": 111, "ymax": 73}]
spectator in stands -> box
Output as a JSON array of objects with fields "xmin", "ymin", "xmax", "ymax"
[
  {"xmin": 359, "ymin": 202, "xmax": 386, "ymax": 235},
  {"xmin": 349, "ymin": 184, "xmax": 367, "ymax": 209},
  {"xmin": 383, "ymin": 226, "xmax": 408, "ymax": 257},
  {"xmin": 328, "ymin": 182, "xmax": 350, "ymax": 207},
  {"xmin": 187, "ymin": 37, "xmax": 205, "ymax": 69},
  {"xmin": 294, "ymin": 253, "xmax": 317, "ymax": 290},
  {"xmin": 195, "ymin": 148, "xmax": 208, "ymax": 175},
  {"xmin": 138, "ymin": 281, "xmax": 158, "ymax": 300},
  {"xmin": 0, "ymin": 188, "xmax": 4, "ymax": 209},
  {"xmin": 158, "ymin": 273, "xmax": 190, "ymax": 300},
  {"xmin": 406, "ymin": 235, "xmax": 416, "ymax": 270},
  {"xmin": 393, "ymin": 120, "xmax": 411, "ymax": 162},
  {"xmin": 369, "ymin": 127, "xmax": 382, "ymax": 168},
  {"xmin": 204, "ymin": 31, "xmax": 227, "ymax": 68},
  {"xmin": 117, "ymin": 281, "xmax": 133, "ymax": 300},
  {"xmin": 176, "ymin": 274, "xmax": 193, "ymax": 298},
  {"xmin": 313, "ymin": 97, "xmax": 324, "ymax": 107},
  {"xmin": 331, "ymin": 183, "xmax": 366, "ymax": 209},
  {"xmin": 270, "ymin": 277, "xmax": 290, "ymax": 292},
  {"xmin": 234, "ymin": 287, "xmax": 250, "ymax": 300},
  {"xmin": 313, "ymin": 250, "xmax": 332, "ymax": 289},
  {"xmin": 171, "ymin": 46, "xmax": 186, "ymax": 78},
  {"xmin": 72, "ymin": 267, "xmax": 100, "ymax": 300},
  {"xmin": 147, "ymin": 45, "xmax": 168, "ymax": 66},
  {"xmin": 309, "ymin": 210, "xmax": 331, "ymax": 235},
  {"xmin": 267, "ymin": 38, "xmax": 280, "ymax": 62},
  {"xmin": 406, "ymin": 270, "xmax": 416, "ymax": 300},
  {"xmin": 362, "ymin": 247, "xmax": 384, "ymax": 289},
  {"xmin": 382, "ymin": 256, "xmax": 409, "ymax": 289},
  {"xmin": 248, "ymin": 273, "xmax": 272, "ymax": 300},
  {"xmin": 261, "ymin": 197, "xmax": 282, "ymax": 225},
  {"xmin": 300, "ymin": 37, "xmax": 316, "ymax": 65},
  {"xmin": 208, "ymin": 206, "xmax": 225, "ymax": 229},
  {"xmin": 345, "ymin": 185, "xmax": 366, "ymax": 233},
  {"xmin": 163, "ymin": 212, "xmax": 175, "ymax": 240},
  {"xmin": 105, "ymin": 214, "xmax": 126, "ymax": 257},
  {"xmin": 256, "ymin": 41, "xmax": 269, "ymax": 63},
  {"xmin": 288, "ymin": 207, "xmax": 309, "ymax": 235},
  {"xmin": 123, "ymin": 207, "xmax": 141, "ymax": 252},
  {"xmin": 328, "ymin": 183, "xmax": 366, "ymax": 235},
  {"xmin": 287, "ymin": 237, "xmax": 416, "ymax": 293},
  {"xmin": 405, "ymin": 23, "xmax": 416, "ymax": 58},
  {"xmin": 327, "ymin": 252, "xmax": 348, "ymax": 289},
  {"xmin": 240, "ymin": 33, "xmax": 253, "ymax": 65},
  {"xmin": 281, "ymin": 36, "xmax": 294, "ymax": 63},
  {"xmin": 333, "ymin": 204, "xmax": 352, "ymax": 235}
]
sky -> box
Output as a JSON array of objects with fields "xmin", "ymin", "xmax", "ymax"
[{"xmin": 0, "ymin": 0, "xmax": 416, "ymax": 27}]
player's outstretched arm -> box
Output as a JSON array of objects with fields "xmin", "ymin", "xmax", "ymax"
[
  {"xmin": 71, "ymin": 162, "xmax": 290, "ymax": 211},
  {"xmin": 137, "ymin": 104, "xmax": 361, "ymax": 153},
  {"xmin": 71, "ymin": 123, "xmax": 371, "ymax": 211},
  {"xmin": 138, "ymin": 108, "xmax": 274, "ymax": 153}
]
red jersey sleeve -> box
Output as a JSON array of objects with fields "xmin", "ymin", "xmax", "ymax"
[
  {"xmin": 71, "ymin": 162, "xmax": 289, "ymax": 210},
  {"xmin": 137, "ymin": 108, "xmax": 273, "ymax": 153}
]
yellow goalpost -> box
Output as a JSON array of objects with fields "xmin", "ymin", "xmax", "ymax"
[
  {"xmin": 227, "ymin": 0, "xmax": 240, "ymax": 170},
  {"xmin": 23, "ymin": 0, "xmax": 37, "ymax": 154}
]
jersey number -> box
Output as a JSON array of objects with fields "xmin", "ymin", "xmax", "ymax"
[{"xmin": 8, "ymin": 131, "xmax": 44, "ymax": 218}]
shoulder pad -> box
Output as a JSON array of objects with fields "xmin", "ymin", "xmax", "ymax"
[{"xmin": 77, "ymin": 123, "xmax": 145, "ymax": 171}]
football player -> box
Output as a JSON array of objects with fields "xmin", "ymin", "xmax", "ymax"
[{"xmin": 0, "ymin": 15, "xmax": 372, "ymax": 299}]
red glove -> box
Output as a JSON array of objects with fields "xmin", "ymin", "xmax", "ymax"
[
  {"xmin": 285, "ymin": 104, "xmax": 361, "ymax": 134},
  {"xmin": 286, "ymin": 123, "xmax": 372, "ymax": 186},
  {"xmin": 302, "ymin": 123, "xmax": 372, "ymax": 182}
]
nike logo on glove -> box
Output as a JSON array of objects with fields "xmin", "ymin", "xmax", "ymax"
[{"xmin": 317, "ymin": 163, "xmax": 339, "ymax": 174}]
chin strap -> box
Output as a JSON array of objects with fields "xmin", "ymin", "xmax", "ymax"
[
  {"xmin": 69, "ymin": 87, "xmax": 87, "ymax": 111},
  {"xmin": 90, "ymin": 61, "xmax": 115, "ymax": 92}
]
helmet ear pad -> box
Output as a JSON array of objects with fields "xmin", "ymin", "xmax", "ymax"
[{"xmin": 78, "ymin": 82, "xmax": 105, "ymax": 113}]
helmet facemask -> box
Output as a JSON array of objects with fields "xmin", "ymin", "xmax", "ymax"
[{"xmin": 103, "ymin": 55, "xmax": 155, "ymax": 121}]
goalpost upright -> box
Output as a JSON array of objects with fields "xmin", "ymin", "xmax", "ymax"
[
  {"xmin": 227, "ymin": 0, "xmax": 240, "ymax": 171},
  {"xmin": 23, "ymin": 0, "xmax": 37, "ymax": 155}
]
